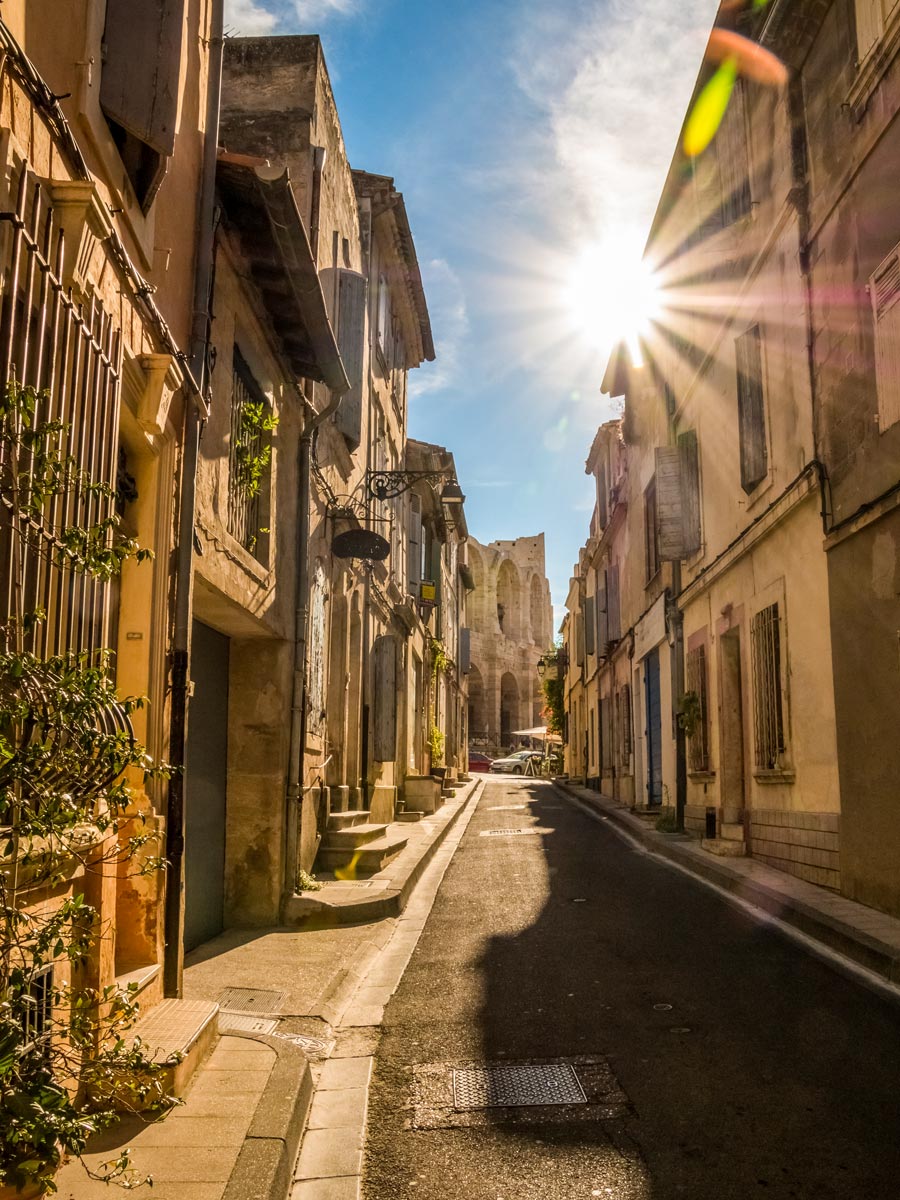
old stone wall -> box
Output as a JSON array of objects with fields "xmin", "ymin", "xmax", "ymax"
[{"xmin": 467, "ymin": 533, "xmax": 552, "ymax": 756}]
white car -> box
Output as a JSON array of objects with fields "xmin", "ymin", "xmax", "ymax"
[{"xmin": 489, "ymin": 750, "xmax": 544, "ymax": 775}]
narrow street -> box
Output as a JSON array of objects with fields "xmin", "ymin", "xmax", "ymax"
[{"xmin": 363, "ymin": 778, "xmax": 900, "ymax": 1200}]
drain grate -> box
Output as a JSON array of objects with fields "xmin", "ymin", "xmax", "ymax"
[
  {"xmin": 452, "ymin": 1063, "xmax": 586, "ymax": 1110},
  {"xmin": 480, "ymin": 828, "xmax": 542, "ymax": 837},
  {"xmin": 217, "ymin": 1013, "xmax": 278, "ymax": 1035},
  {"xmin": 217, "ymin": 987, "xmax": 285, "ymax": 1015}
]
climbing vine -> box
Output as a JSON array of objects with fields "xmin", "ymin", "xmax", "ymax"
[
  {"xmin": 233, "ymin": 399, "xmax": 277, "ymax": 502},
  {"xmin": 0, "ymin": 381, "xmax": 176, "ymax": 1194},
  {"xmin": 428, "ymin": 638, "xmax": 450, "ymax": 768}
]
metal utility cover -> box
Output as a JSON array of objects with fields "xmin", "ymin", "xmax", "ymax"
[
  {"xmin": 452, "ymin": 1063, "xmax": 586, "ymax": 1110},
  {"xmin": 218, "ymin": 987, "xmax": 285, "ymax": 1014},
  {"xmin": 479, "ymin": 828, "xmax": 541, "ymax": 837},
  {"xmin": 217, "ymin": 1013, "xmax": 277, "ymax": 1035}
]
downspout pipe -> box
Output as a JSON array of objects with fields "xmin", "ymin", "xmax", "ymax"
[{"xmin": 163, "ymin": 1, "xmax": 224, "ymax": 998}]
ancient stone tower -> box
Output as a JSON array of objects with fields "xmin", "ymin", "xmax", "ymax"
[{"xmin": 466, "ymin": 534, "xmax": 553, "ymax": 755}]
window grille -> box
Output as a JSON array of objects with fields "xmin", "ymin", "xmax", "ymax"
[
  {"xmin": 735, "ymin": 325, "xmax": 767, "ymax": 493},
  {"xmin": 0, "ymin": 171, "xmax": 122, "ymax": 660},
  {"xmin": 21, "ymin": 965, "xmax": 54, "ymax": 1053},
  {"xmin": 750, "ymin": 603, "xmax": 786, "ymax": 770},
  {"xmin": 686, "ymin": 644, "xmax": 710, "ymax": 772},
  {"xmin": 227, "ymin": 348, "xmax": 269, "ymax": 559},
  {"xmin": 619, "ymin": 683, "xmax": 632, "ymax": 764}
]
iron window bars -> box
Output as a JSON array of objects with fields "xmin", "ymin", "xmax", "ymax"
[{"xmin": 750, "ymin": 602, "xmax": 786, "ymax": 770}]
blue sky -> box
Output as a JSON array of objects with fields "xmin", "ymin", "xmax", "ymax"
[{"xmin": 225, "ymin": 0, "xmax": 717, "ymax": 628}]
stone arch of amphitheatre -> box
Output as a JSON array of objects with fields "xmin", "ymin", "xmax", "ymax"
[{"xmin": 466, "ymin": 533, "xmax": 554, "ymax": 756}]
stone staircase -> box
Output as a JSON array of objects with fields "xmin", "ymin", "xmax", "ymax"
[
  {"xmin": 316, "ymin": 809, "xmax": 409, "ymax": 875},
  {"xmin": 702, "ymin": 821, "xmax": 747, "ymax": 857}
]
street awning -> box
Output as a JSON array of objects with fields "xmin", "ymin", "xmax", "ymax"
[{"xmin": 511, "ymin": 726, "xmax": 563, "ymax": 744}]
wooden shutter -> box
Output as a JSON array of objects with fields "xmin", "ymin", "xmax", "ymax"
[
  {"xmin": 736, "ymin": 325, "xmax": 767, "ymax": 493},
  {"xmin": 872, "ymin": 246, "xmax": 900, "ymax": 431},
  {"xmin": 334, "ymin": 269, "xmax": 367, "ymax": 447},
  {"xmin": 718, "ymin": 79, "xmax": 751, "ymax": 225},
  {"xmin": 597, "ymin": 572, "xmax": 609, "ymax": 652},
  {"xmin": 584, "ymin": 595, "xmax": 596, "ymax": 656},
  {"xmin": 460, "ymin": 628, "xmax": 471, "ymax": 674},
  {"xmin": 408, "ymin": 495, "xmax": 422, "ymax": 590},
  {"xmin": 656, "ymin": 446, "xmax": 685, "ymax": 560},
  {"xmin": 855, "ymin": 0, "xmax": 882, "ymax": 58},
  {"xmin": 373, "ymin": 636, "xmax": 397, "ymax": 761},
  {"xmin": 607, "ymin": 563, "xmax": 620, "ymax": 642},
  {"xmin": 575, "ymin": 613, "xmax": 585, "ymax": 666},
  {"xmin": 678, "ymin": 430, "xmax": 701, "ymax": 555},
  {"xmin": 100, "ymin": 0, "xmax": 184, "ymax": 156}
]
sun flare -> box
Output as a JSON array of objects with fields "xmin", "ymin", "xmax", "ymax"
[{"xmin": 563, "ymin": 232, "xmax": 662, "ymax": 365}]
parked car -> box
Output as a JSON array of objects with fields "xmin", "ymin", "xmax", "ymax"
[
  {"xmin": 468, "ymin": 751, "xmax": 494, "ymax": 773},
  {"xmin": 489, "ymin": 749, "xmax": 544, "ymax": 775}
]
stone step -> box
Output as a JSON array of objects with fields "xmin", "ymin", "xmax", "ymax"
[
  {"xmin": 701, "ymin": 836, "xmax": 746, "ymax": 858},
  {"xmin": 322, "ymin": 822, "xmax": 389, "ymax": 849},
  {"xmin": 124, "ymin": 998, "xmax": 219, "ymax": 1102},
  {"xmin": 326, "ymin": 809, "xmax": 370, "ymax": 832},
  {"xmin": 317, "ymin": 833, "xmax": 409, "ymax": 876},
  {"xmin": 720, "ymin": 821, "xmax": 745, "ymax": 842},
  {"xmin": 396, "ymin": 810, "xmax": 425, "ymax": 823}
]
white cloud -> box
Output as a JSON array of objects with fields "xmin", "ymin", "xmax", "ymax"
[
  {"xmin": 224, "ymin": 0, "xmax": 279, "ymax": 35},
  {"xmin": 409, "ymin": 258, "xmax": 469, "ymax": 400},
  {"xmin": 293, "ymin": 0, "xmax": 359, "ymax": 23}
]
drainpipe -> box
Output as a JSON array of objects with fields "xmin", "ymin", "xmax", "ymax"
[{"xmin": 163, "ymin": 0, "xmax": 224, "ymax": 998}]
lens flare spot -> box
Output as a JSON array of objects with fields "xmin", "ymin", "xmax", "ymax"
[{"xmin": 684, "ymin": 56, "xmax": 738, "ymax": 158}]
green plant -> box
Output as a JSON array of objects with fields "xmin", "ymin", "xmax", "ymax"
[
  {"xmin": 1, "ymin": 381, "xmax": 175, "ymax": 1193},
  {"xmin": 539, "ymin": 644, "xmax": 564, "ymax": 737},
  {"xmin": 296, "ymin": 869, "xmax": 322, "ymax": 893},
  {"xmin": 655, "ymin": 806, "xmax": 678, "ymax": 833},
  {"xmin": 676, "ymin": 690, "xmax": 702, "ymax": 740},
  {"xmin": 427, "ymin": 724, "xmax": 445, "ymax": 767},
  {"xmin": 233, "ymin": 401, "xmax": 277, "ymax": 502}
]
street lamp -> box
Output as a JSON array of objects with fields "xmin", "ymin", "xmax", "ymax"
[{"xmin": 365, "ymin": 469, "xmax": 466, "ymax": 505}]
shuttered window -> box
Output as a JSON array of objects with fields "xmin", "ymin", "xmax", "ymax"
[
  {"xmin": 871, "ymin": 243, "xmax": 900, "ymax": 432},
  {"xmin": 644, "ymin": 477, "xmax": 660, "ymax": 581},
  {"xmin": 584, "ymin": 594, "xmax": 596, "ymax": 657},
  {"xmin": 334, "ymin": 269, "xmax": 367, "ymax": 448},
  {"xmin": 607, "ymin": 563, "xmax": 621, "ymax": 643},
  {"xmin": 100, "ymin": 0, "xmax": 185, "ymax": 208},
  {"xmin": 750, "ymin": 603, "xmax": 786, "ymax": 770},
  {"xmin": 718, "ymin": 79, "xmax": 751, "ymax": 226},
  {"xmin": 855, "ymin": 0, "xmax": 900, "ymax": 58},
  {"xmin": 686, "ymin": 643, "xmax": 710, "ymax": 772},
  {"xmin": 373, "ymin": 635, "xmax": 398, "ymax": 761},
  {"xmin": 408, "ymin": 494, "xmax": 422, "ymax": 591},
  {"xmin": 618, "ymin": 684, "xmax": 632, "ymax": 766},
  {"xmin": 736, "ymin": 325, "xmax": 768, "ymax": 493},
  {"xmin": 678, "ymin": 430, "xmax": 701, "ymax": 555},
  {"xmin": 597, "ymin": 572, "xmax": 609, "ymax": 652}
]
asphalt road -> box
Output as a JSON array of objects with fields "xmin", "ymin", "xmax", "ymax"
[{"xmin": 361, "ymin": 777, "xmax": 900, "ymax": 1200}]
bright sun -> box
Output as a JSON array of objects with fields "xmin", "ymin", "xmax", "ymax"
[{"xmin": 564, "ymin": 232, "xmax": 662, "ymax": 365}]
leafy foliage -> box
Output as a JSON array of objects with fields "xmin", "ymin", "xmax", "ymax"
[{"xmin": 0, "ymin": 381, "xmax": 175, "ymax": 1193}]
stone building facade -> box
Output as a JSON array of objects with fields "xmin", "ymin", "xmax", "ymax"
[
  {"xmin": 564, "ymin": 0, "xmax": 900, "ymax": 917},
  {"xmin": 466, "ymin": 534, "xmax": 552, "ymax": 756}
]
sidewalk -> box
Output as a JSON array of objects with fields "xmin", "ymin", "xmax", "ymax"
[
  {"xmin": 56, "ymin": 778, "xmax": 483, "ymax": 1200},
  {"xmin": 555, "ymin": 779, "xmax": 900, "ymax": 991}
]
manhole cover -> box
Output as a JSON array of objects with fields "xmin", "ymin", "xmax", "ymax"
[
  {"xmin": 479, "ymin": 828, "xmax": 545, "ymax": 837},
  {"xmin": 217, "ymin": 1013, "xmax": 277, "ymax": 1034},
  {"xmin": 218, "ymin": 987, "xmax": 285, "ymax": 1014},
  {"xmin": 653, "ymin": 1003, "xmax": 673, "ymax": 1012},
  {"xmin": 452, "ymin": 1063, "xmax": 586, "ymax": 1110}
]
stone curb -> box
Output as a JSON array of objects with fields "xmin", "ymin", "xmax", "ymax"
[
  {"xmin": 553, "ymin": 780, "xmax": 900, "ymax": 989},
  {"xmin": 284, "ymin": 778, "xmax": 484, "ymax": 929},
  {"xmin": 221, "ymin": 1032, "xmax": 313, "ymax": 1200}
]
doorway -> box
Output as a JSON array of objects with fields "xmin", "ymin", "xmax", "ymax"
[
  {"xmin": 644, "ymin": 647, "xmax": 663, "ymax": 806},
  {"xmin": 184, "ymin": 621, "xmax": 229, "ymax": 952}
]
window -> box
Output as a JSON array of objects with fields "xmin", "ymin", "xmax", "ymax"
[
  {"xmin": 871, "ymin": 242, "xmax": 900, "ymax": 432},
  {"xmin": 735, "ymin": 325, "xmax": 768, "ymax": 493},
  {"xmin": 644, "ymin": 477, "xmax": 660, "ymax": 581},
  {"xmin": 617, "ymin": 684, "xmax": 632, "ymax": 767},
  {"xmin": 718, "ymin": 80, "xmax": 751, "ymax": 226},
  {"xmin": 376, "ymin": 275, "xmax": 391, "ymax": 363},
  {"xmin": 600, "ymin": 697, "xmax": 613, "ymax": 771},
  {"xmin": 21, "ymin": 967, "xmax": 53, "ymax": 1053},
  {"xmin": 100, "ymin": 0, "xmax": 184, "ymax": 209},
  {"xmin": 228, "ymin": 348, "xmax": 272, "ymax": 561},
  {"xmin": 584, "ymin": 594, "xmax": 596, "ymax": 656},
  {"xmin": 597, "ymin": 458, "xmax": 608, "ymax": 527},
  {"xmin": 750, "ymin": 602, "xmax": 786, "ymax": 770},
  {"xmin": 855, "ymin": 0, "xmax": 900, "ymax": 58},
  {"xmin": 686, "ymin": 644, "xmax": 710, "ymax": 772}
]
